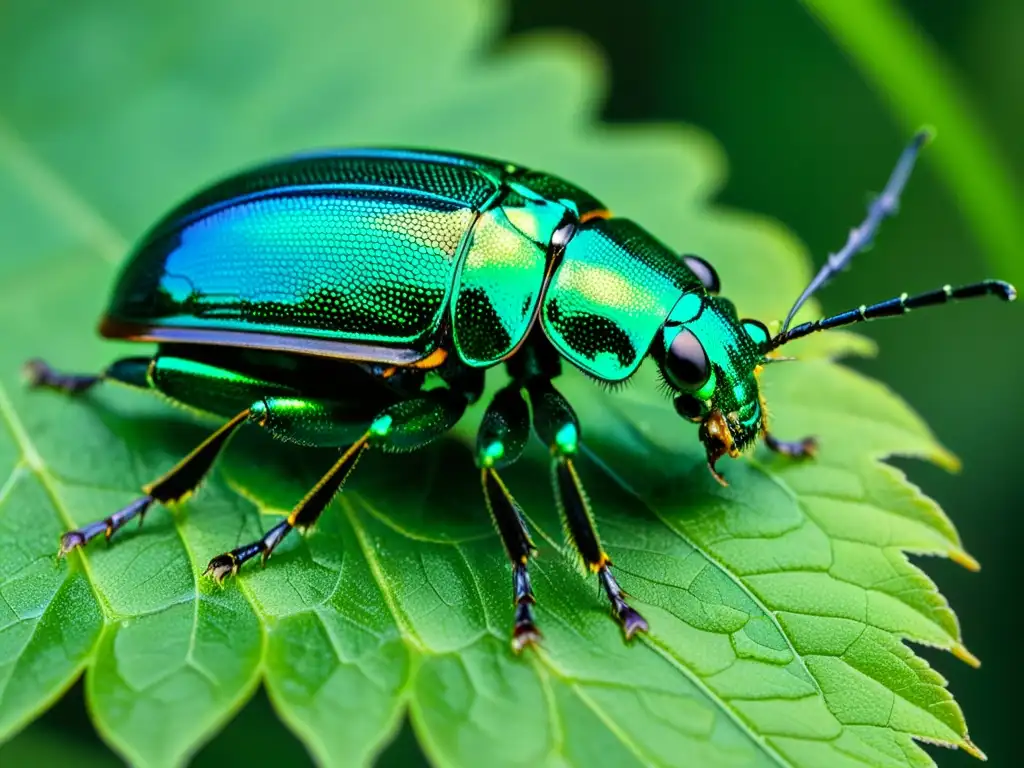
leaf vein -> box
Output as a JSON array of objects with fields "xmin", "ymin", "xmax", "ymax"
[
  {"xmin": 585, "ymin": 441, "xmax": 824, "ymax": 689},
  {"xmin": 342, "ymin": 496, "xmax": 425, "ymax": 652},
  {"xmin": 0, "ymin": 382, "xmax": 110, "ymax": 617}
]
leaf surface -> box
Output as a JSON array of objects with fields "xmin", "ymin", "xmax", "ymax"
[
  {"xmin": 0, "ymin": 0, "xmax": 979, "ymax": 765},
  {"xmin": 801, "ymin": 0, "xmax": 1024, "ymax": 288}
]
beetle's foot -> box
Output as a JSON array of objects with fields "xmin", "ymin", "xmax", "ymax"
[
  {"xmin": 22, "ymin": 358, "xmax": 100, "ymax": 394},
  {"xmin": 599, "ymin": 567, "xmax": 649, "ymax": 641},
  {"xmin": 765, "ymin": 433, "xmax": 818, "ymax": 460},
  {"xmin": 512, "ymin": 623, "xmax": 543, "ymax": 654},
  {"xmin": 618, "ymin": 605, "xmax": 650, "ymax": 640},
  {"xmin": 204, "ymin": 553, "xmax": 240, "ymax": 585},
  {"xmin": 22, "ymin": 358, "xmax": 47, "ymax": 387},
  {"xmin": 511, "ymin": 601, "xmax": 542, "ymax": 654},
  {"xmin": 58, "ymin": 529, "xmax": 90, "ymax": 557},
  {"xmin": 204, "ymin": 520, "xmax": 293, "ymax": 584},
  {"xmin": 56, "ymin": 496, "xmax": 154, "ymax": 558}
]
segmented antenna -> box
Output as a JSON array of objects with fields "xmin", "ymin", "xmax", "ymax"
[
  {"xmin": 779, "ymin": 130, "xmax": 930, "ymax": 335},
  {"xmin": 767, "ymin": 280, "xmax": 1016, "ymax": 350}
]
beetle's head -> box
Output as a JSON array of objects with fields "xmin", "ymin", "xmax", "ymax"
[
  {"xmin": 656, "ymin": 137, "xmax": 1020, "ymax": 484},
  {"xmin": 657, "ymin": 285, "xmax": 771, "ymax": 485}
]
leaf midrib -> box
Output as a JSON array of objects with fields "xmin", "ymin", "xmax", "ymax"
[
  {"xmin": 580, "ymin": 442, "xmax": 816, "ymax": 764},
  {"xmin": 590, "ymin": 421, "xmax": 968, "ymax": 756}
]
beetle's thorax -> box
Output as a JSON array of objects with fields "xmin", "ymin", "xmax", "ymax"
[{"xmin": 540, "ymin": 216, "xmax": 702, "ymax": 382}]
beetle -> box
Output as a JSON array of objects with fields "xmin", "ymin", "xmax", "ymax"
[{"xmin": 27, "ymin": 132, "xmax": 1014, "ymax": 651}]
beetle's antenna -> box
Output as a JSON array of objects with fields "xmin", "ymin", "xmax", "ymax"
[
  {"xmin": 779, "ymin": 130, "xmax": 930, "ymax": 335},
  {"xmin": 767, "ymin": 280, "xmax": 1016, "ymax": 351}
]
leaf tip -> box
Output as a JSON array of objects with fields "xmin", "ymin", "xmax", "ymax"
[
  {"xmin": 961, "ymin": 738, "xmax": 987, "ymax": 761},
  {"xmin": 949, "ymin": 548, "xmax": 981, "ymax": 572},
  {"xmin": 952, "ymin": 643, "xmax": 982, "ymax": 669},
  {"xmin": 934, "ymin": 447, "xmax": 962, "ymax": 473}
]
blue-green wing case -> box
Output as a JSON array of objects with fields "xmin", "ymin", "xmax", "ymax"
[{"xmin": 102, "ymin": 150, "xmax": 509, "ymax": 363}]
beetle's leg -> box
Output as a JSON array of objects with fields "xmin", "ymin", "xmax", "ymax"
[
  {"xmin": 204, "ymin": 431, "xmax": 370, "ymax": 583},
  {"xmin": 48, "ymin": 355, "xmax": 308, "ymax": 556},
  {"xmin": 58, "ymin": 408, "xmax": 251, "ymax": 556},
  {"xmin": 476, "ymin": 384, "xmax": 541, "ymax": 652},
  {"xmin": 24, "ymin": 357, "xmax": 152, "ymax": 395},
  {"xmin": 205, "ymin": 387, "xmax": 471, "ymax": 582},
  {"xmin": 764, "ymin": 432, "xmax": 818, "ymax": 459},
  {"xmin": 525, "ymin": 377, "xmax": 649, "ymax": 640}
]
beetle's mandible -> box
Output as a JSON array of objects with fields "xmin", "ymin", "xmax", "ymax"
[{"xmin": 26, "ymin": 135, "xmax": 1015, "ymax": 651}]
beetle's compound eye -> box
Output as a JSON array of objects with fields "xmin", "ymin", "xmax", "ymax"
[
  {"xmin": 741, "ymin": 318, "xmax": 771, "ymax": 348},
  {"xmin": 665, "ymin": 327, "xmax": 712, "ymax": 394},
  {"xmin": 683, "ymin": 254, "xmax": 720, "ymax": 294},
  {"xmin": 673, "ymin": 394, "xmax": 704, "ymax": 422}
]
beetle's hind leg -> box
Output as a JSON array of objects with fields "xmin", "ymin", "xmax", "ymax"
[
  {"xmin": 205, "ymin": 387, "xmax": 472, "ymax": 583},
  {"xmin": 24, "ymin": 356, "xmax": 152, "ymax": 395},
  {"xmin": 58, "ymin": 408, "xmax": 252, "ymax": 556},
  {"xmin": 45, "ymin": 356, "xmax": 280, "ymax": 561}
]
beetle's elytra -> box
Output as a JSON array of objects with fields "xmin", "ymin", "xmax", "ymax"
[{"xmin": 27, "ymin": 136, "xmax": 1015, "ymax": 651}]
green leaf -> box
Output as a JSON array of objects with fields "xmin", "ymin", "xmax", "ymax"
[
  {"xmin": 800, "ymin": 0, "xmax": 1024, "ymax": 288},
  {"xmin": 0, "ymin": 0, "xmax": 981, "ymax": 766}
]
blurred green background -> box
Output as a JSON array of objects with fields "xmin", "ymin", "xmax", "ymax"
[{"xmin": 2, "ymin": 1, "xmax": 1021, "ymax": 765}]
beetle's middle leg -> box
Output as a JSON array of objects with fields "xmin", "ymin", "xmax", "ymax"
[{"xmin": 205, "ymin": 385, "xmax": 474, "ymax": 582}]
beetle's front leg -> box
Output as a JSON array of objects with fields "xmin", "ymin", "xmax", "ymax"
[
  {"xmin": 764, "ymin": 432, "xmax": 818, "ymax": 459},
  {"xmin": 524, "ymin": 378, "xmax": 649, "ymax": 640},
  {"xmin": 476, "ymin": 384, "xmax": 541, "ymax": 652}
]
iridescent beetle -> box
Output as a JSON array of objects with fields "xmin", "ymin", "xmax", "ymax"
[{"xmin": 27, "ymin": 132, "xmax": 1015, "ymax": 651}]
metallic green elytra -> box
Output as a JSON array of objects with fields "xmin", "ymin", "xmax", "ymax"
[{"xmin": 28, "ymin": 136, "xmax": 1016, "ymax": 651}]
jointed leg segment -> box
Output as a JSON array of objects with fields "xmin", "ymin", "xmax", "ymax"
[
  {"xmin": 24, "ymin": 358, "xmax": 104, "ymax": 394},
  {"xmin": 25, "ymin": 357, "xmax": 151, "ymax": 395},
  {"xmin": 205, "ymin": 433, "xmax": 370, "ymax": 582},
  {"xmin": 473, "ymin": 343, "xmax": 649, "ymax": 648},
  {"xmin": 476, "ymin": 383, "xmax": 540, "ymax": 651},
  {"xmin": 57, "ymin": 408, "xmax": 260, "ymax": 557},
  {"xmin": 525, "ymin": 377, "xmax": 648, "ymax": 639},
  {"xmin": 34, "ymin": 355, "xmax": 471, "ymax": 584},
  {"xmin": 481, "ymin": 469, "xmax": 540, "ymax": 651},
  {"xmin": 42, "ymin": 354, "xmax": 251, "ymax": 556},
  {"xmin": 764, "ymin": 432, "xmax": 818, "ymax": 459},
  {"xmin": 204, "ymin": 386, "xmax": 470, "ymax": 579},
  {"xmin": 34, "ymin": 350, "xmax": 650, "ymax": 651}
]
